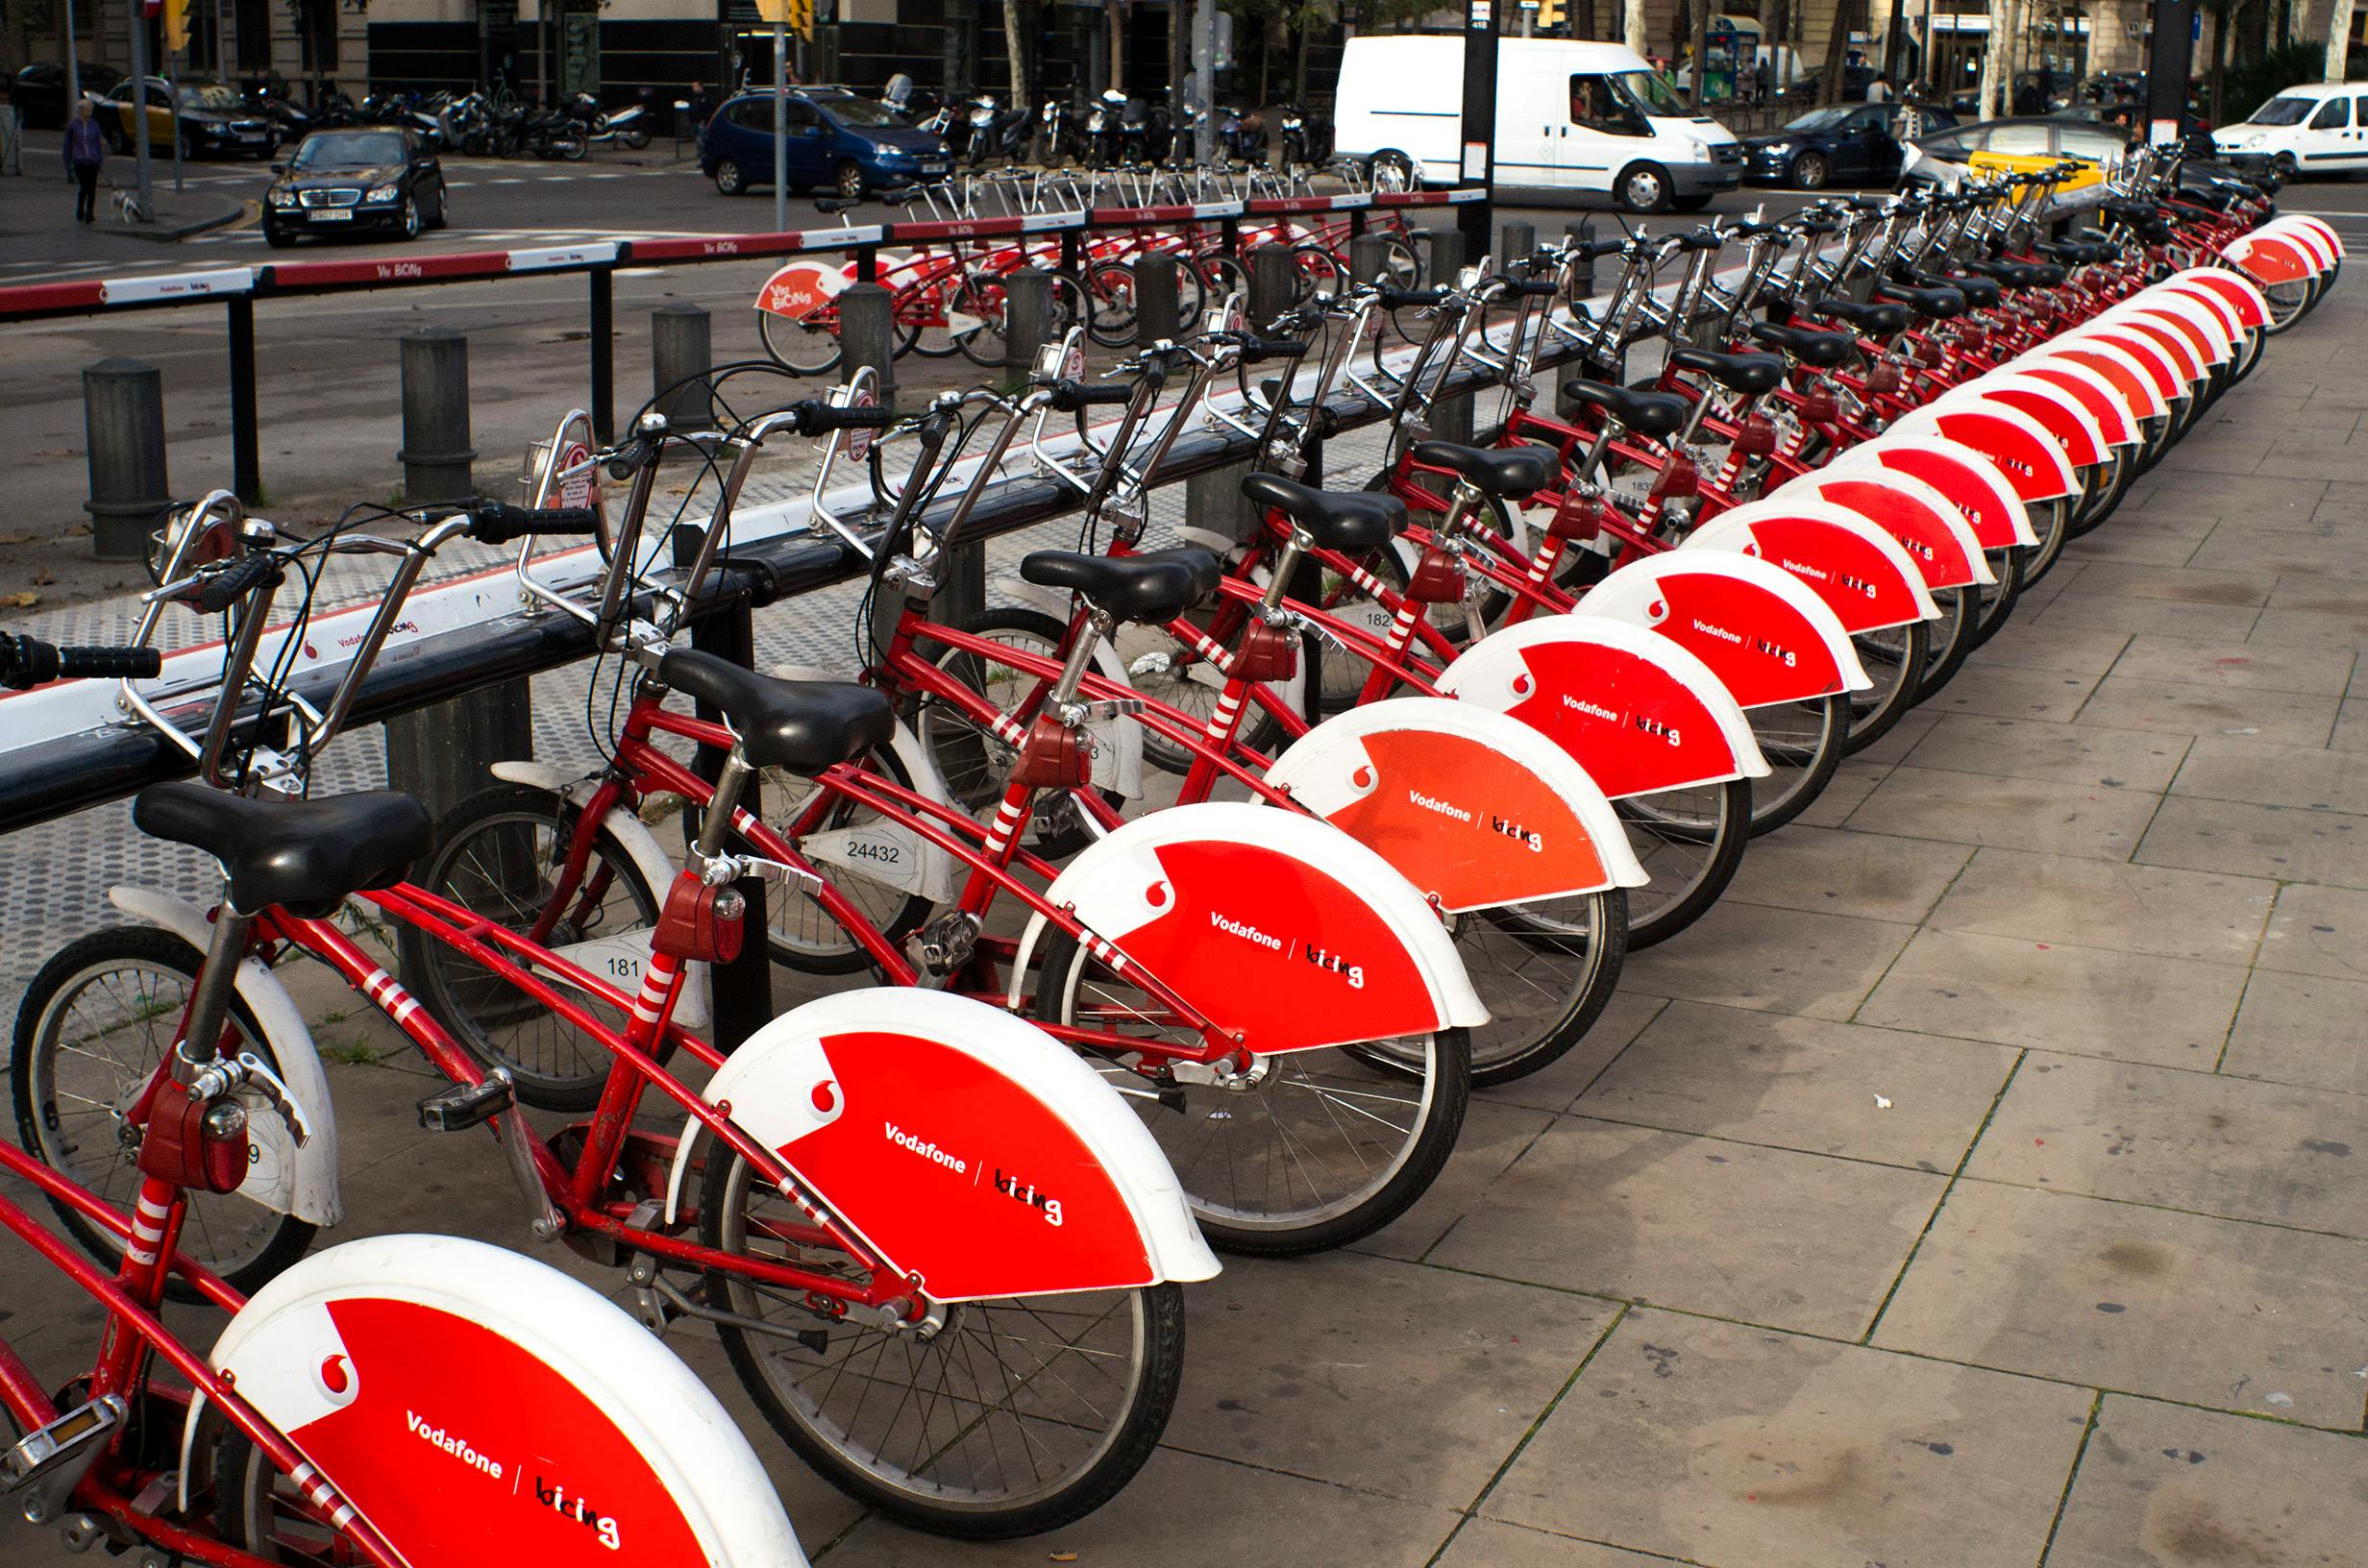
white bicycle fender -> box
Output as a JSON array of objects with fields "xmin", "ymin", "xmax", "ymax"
[
  {"xmin": 1789, "ymin": 467, "xmax": 1994, "ymax": 590},
  {"xmin": 1264, "ymin": 697, "xmax": 1646, "ymax": 913},
  {"xmin": 2281, "ymin": 213, "xmax": 2344, "ymax": 261},
  {"xmin": 1886, "ymin": 401, "xmax": 2081, "ymax": 502},
  {"xmin": 191, "ymin": 1236, "xmax": 806, "ymax": 1564},
  {"xmin": 1578, "ymin": 550, "xmax": 1872, "ymax": 705},
  {"xmin": 2004, "ymin": 353, "xmax": 2141, "ymax": 447},
  {"xmin": 946, "ymin": 586, "xmax": 1149, "ymax": 800},
  {"xmin": 106, "ymin": 887, "xmax": 342, "ymax": 1230},
  {"xmin": 485, "ymin": 761, "xmax": 714, "ymax": 1029},
  {"xmin": 1440, "ymin": 614, "xmax": 1767, "ymax": 800},
  {"xmin": 1008, "ymin": 799, "xmax": 1489, "ymax": 1043},
  {"xmin": 2168, "ymin": 266, "xmax": 2271, "ymax": 331},
  {"xmin": 661, "ymin": 990, "xmax": 1217, "ymax": 1294},
  {"xmin": 1841, "ymin": 438, "xmax": 2041, "ymax": 551},
  {"xmin": 2124, "ymin": 289, "xmax": 2236, "ymax": 366},
  {"xmin": 1685, "ymin": 497, "xmax": 1941, "ymax": 630},
  {"xmin": 1937, "ymin": 373, "xmax": 2110, "ymax": 469},
  {"xmin": 2041, "ymin": 335, "xmax": 2173, "ymax": 422},
  {"xmin": 2149, "ymin": 279, "xmax": 2246, "ymax": 354}
]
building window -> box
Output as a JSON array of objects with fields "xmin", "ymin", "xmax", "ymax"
[
  {"xmin": 298, "ymin": 0, "xmax": 340, "ymax": 75},
  {"xmin": 236, "ymin": 0, "xmax": 272, "ymax": 72}
]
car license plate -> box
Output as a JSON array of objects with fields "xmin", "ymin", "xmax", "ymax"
[
  {"xmin": 921, "ymin": 161, "xmax": 948, "ymax": 174},
  {"xmin": 310, "ymin": 209, "xmax": 354, "ymax": 222}
]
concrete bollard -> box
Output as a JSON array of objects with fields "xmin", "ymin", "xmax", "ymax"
[
  {"xmin": 82, "ymin": 357, "xmax": 171, "ymax": 560},
  {"xmin": 1246, "ymin": 243, "xmax": 1295, "ymax": 328},
  {"xmin": 1001, "ymin": 268, "xmax": 1055, "ymax": 377},
  {"xmin": 651, "ymin": 303, "xmax": 715, "ymax": 432},
  {"xmin": 1133, "ymin": 252, "xmax": 1180, "ymax": 348},
  {"xmin": 397, "ymin": 328, "xmax": 476, "ymax": 502},
  {"xmin": 1565, "ymin": 218, "xmax": 1599, "ymax": 300},
  {"xmin": 1348, "ymin": 232, "xmax": 1395, "ymax": 287},
  {"xmin": 1500, "ymin": 219, "xmax": 1537, "ymax": 272},
  {"xmin": 1424, "ymin": 229, "xmax": 1473, "ymax": 443},
  {"xmin": 384, "ymin": 678, "xmax": 532, "ymax": 849},
  {"xmin": 837, "ymin": 282, "xmax": 899, "ymax": 414}
]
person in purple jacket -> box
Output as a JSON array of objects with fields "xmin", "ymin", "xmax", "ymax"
[{"xmin": 65, "ymin": 99, "xmax": 107, "ymax": 224}]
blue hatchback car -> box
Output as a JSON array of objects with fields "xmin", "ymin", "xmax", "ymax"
[{"xmin": 701, "ymin": 87, "xmax": 953, "ymax": 202}]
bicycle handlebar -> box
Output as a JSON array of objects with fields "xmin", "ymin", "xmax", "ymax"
[
  {"xmin": 464, "ymin": 500, "xmax": 604, "ymax": 546},
  {"xmin": 0, "ymin": 634, "xmax": 165, "ymax": 690},
  {"xmin": 1375, "ymin": 283, "xmax": 1446, "ymax": 308},
  {"xmin": 1047, "ymin": 379, "xmax": 1136, "ymax": 411},
  {"xmin": 191, "ymin": 551, "xmax": 286, "ymax": 615}
]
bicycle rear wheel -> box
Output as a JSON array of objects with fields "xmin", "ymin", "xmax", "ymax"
[
  {"xmin": 1743, "ymin": 694, "xmax": 1847, "ymax": 837},
  {"xmin": 1841, "ymin": 619, "xmax": 1931, "ymax": 755},
  {"xmin": 759, "ymin": 306, "xmax": 845, "ymax": 376},
  {"xmin": 701, "ymin": 1149, "xmax": 1185, "ymax": 1538},
  {"xmin": 1034, "ymin": 930, "xmax": 1469, "ymax": 1255},
  {"xmin": 1458, "ymin": 889, "xmax": 1629, "ymax": 1087},
  {"xmin": 399, "ymin": 784, "xmax": 661, "ymax": 1113},
  {"xmin": 1620, "ymin": 777, "xmax": 1752, "ymax": 948}
]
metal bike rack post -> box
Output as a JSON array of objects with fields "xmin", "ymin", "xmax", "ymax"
[
  {"xmin": 81, "ymin": 357, "xmax": 171, "ymax": 561},
  {"xmin": 652, "ymin": 302, "xmax": 716, "ymax": 432},
  {"xmin": 1134, "ymin": 252, "xmax": 1180, "ymax": 348},
  {"xmin": 839, "ymin": 282, "xmax": 899, "ymax": 414},
  {"xmin": 589, "ymin": 267, "xmax": 616, "ymax": 444},
  {"xmin": 1424, "ymin": 228, "xmax": 1475, "ymax": 443},
  {"xmin": 398, "ymin": 328, "xmax": 477, "ymax": 502},
  {"xmin": 1003, "ymin": 268, "xmax": 1055, "ymax": 377},
  {"xmin": 1565, "ymin": 219, "xmax": 1598, "ymax": 298},
  {"xmin": 227, "ymin": 295, "xmax": 261, "ymax": 505}
]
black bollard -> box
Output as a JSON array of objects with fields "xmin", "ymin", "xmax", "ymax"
[
  {"xmin": 397, "ymin": 329, "xmax": 476, "ymax": 502},
  {"xmin": 651, "ymin": 303, "xmax": 715, "ymax": 432},
  {"xmin": 82, "ymin": 357, "xmax": 170, "ymax": 560}
]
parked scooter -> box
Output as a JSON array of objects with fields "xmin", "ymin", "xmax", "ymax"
[
  {"xmin": 574, "ymin": 88, "xmax": 651, "ymax": 150},
  {"xmin": 960, "ymin": 93, "xmax": 1030, "ymax": 165}
]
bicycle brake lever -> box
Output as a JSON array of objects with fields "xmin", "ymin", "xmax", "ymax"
[{"xmin": 231, "ymin": 1051, "xmax": 312, "ymax": 1148}]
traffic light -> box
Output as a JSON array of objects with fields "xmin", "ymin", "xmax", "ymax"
[
  {"xmin": 754, "ymin": 0, "xmax": 813, "ymax": 35},
  {"xmin": 162, "ymin": 0, "xmax": 189, "ymax": 54}
]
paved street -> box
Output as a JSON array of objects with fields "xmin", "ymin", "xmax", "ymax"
[{"xmin": 3, "ymin": 202, "xmax": 2367, "ymax": 1563}]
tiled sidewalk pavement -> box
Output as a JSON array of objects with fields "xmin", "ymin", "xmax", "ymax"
[{"xmin": 8, "ymin": 297, "xmax": 2368, "ymax": 1565}]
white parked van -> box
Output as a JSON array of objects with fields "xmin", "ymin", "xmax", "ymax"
[
  {"xmin": 1333, "ymin": 36, "xmax": 1743, "ymax": 212},
  {"xmin": 2212, "ymin": 81, "xmax": 2368, "ymax": 175}
]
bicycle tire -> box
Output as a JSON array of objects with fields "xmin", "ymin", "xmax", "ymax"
[
  {"xmin": 1034, "ymin": 928, "xmax": 1469, "ymax": 1256},
  {"xmin": 1621, "ymin": 776, "xmax": 1753, "ymax": 948},
  {"xmin": 398, "ymin": 784, "xmax": 665, "ymax": 1114},
  {"xmin": 12, "ymin": 925, "xmax": 316, "ymax": 1297},
  {"xmin": 1083, "ymin": 258, "xmax": 1144, "ymax": 349},
  {"xmin": 1840, "ymin": 618, "xmax": 1931, "ymax": 756},
  {"xmin": 1289, "ymin": 241, "xmax": 1347, "ymax": 306},
  {"xmin": 1459, "ymin": 888, "xmax": 1630, "ymax": 1088},
  {"xmin": 759, "ymin": 304, "xmax": 846, "ymax": 377},
  {"xmin": 701, "ymin": 1149, "xmax": 1186, "ymax": 1538},
  {"xmin": 1912, "ymin": 584, "xmax": 1982, "ymax": 704},
  {"xmin": 1742, "ymin": 694, "xmax": 1848, "ymax": 838},
  {"xmin": 1967, "ymin": 543, "xmax": 2027, "ymax": 649}
]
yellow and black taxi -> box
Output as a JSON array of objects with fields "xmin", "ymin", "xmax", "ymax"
[
  {"xmin": 99, "ymin": 75, "xmax": 277, "ymax": 157},
  {"xmin": 262, "ymin": 127, "xmax": 449, "ymax": 247},
  {"xmin": 1898, "ymin": 116, "xmax": 2128, "ymax": 208}
]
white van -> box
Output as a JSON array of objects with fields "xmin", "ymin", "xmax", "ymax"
[
  {"xmin": 2212, "ymin": 81, "xmax": 2368, "ymax": 175},
  {"xmin": 1333, "ymin": 36, "xmax": 1743, "ymax": 212}
]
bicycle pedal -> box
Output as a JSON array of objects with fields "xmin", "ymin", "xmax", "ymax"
[
  {"xmin": 417, "ymin": 1075, "xmax": 515, "ymax": 1133},
  {"xmin": 4, "ymin": 1396, "xmax": 123, "ymax": 1520}
]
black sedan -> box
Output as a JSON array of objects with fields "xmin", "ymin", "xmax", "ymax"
[
  {"xmin": 261, "ymin": 128, "xmax": 448, "ymax": 247},
  {"xmin": 10, "ymin": 61, "xmax": 122, "ymax": 128},
  {"xmin": 1743, "ymin": 103, "xmax": 1957, "ymax": 189}
]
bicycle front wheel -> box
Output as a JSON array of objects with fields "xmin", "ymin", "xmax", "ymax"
[
  {"xmin": 12, "ymin": 926, "xmax": 315, "ymax": 1296},
  {"xmin": 399, "ymin": 784, "xmax": 661, "ymax": 1114},
  {"xmin": 1034, "ymin": 930, "xmax": 1469, "ymax": 1255},
  {"xmin": 760, "ymin": 306, "xmax": 846, "ymax": 376},
  {"xmin": 700, "ymin": 1148, "xmax": 1185, "ymax": 1538}
]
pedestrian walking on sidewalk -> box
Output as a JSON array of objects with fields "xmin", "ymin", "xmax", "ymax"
[{"xmin": 65, "ymin": 101, "xmax": 106, "ymax": 224}]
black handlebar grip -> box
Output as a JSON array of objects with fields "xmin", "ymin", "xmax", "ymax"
[
  {"xmin": 1375, "ymin": 284, "xmax": 1447, "ymax": 308},
  {"xmin": 1508, "ymin": 278, "xmax": 1560, "ymax": 298},
  {"xmin": 191, "ymin": 551, "xmax": 286, "ymax": 615},
  {"xmin": 802, "ymin": 402, "xmax": 896, "ymax": 433},
  {"xmin": 1577, "ymin": 238, "xmax": 1628, "ymax": 261},
  {"xmin": 1048, "ymin": 380, "xmax": 1136, "ymax": 412},
  {"xmin": 469, "ymin": 502, "xmax": 603, "ymax": 545},
  {"xmin": 1673, "ymin": 229, "xmax": 1722, "ymax": 252},
  {"xmin": 1239, "ymin": 336, "xmax": 1310, "ymax": 363},
  {"xmin": 56, "ymin": 645, "xmax": 164, "ymax": 681}
]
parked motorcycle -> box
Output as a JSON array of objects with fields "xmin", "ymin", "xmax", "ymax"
[
  {"xmin": 961, "ymin": 93, "xmax": 1030, "ymax": 166},
  {"xmin": 573, "ymin": 88, "xmax": 651, "ymax": 151}
]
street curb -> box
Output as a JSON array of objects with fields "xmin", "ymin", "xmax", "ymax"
[{"xmin": 129, "ymin": 196, "xmax": 248, "ymax": 243}]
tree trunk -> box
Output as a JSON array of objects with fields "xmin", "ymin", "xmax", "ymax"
[
  {"xmin": 1295, "ymin": 10, "xmax": 1312, "ymax": 100},
  {"xmin": 1108, "ymin": 0, "xmax": 1123, "ymax": 93},
  {"xmin": 1976, "ymin": 0, "xmax": 2010, "ymax": 118},
  {"xmin": 2328, "ymin": 0, "xmax": 2355, "ymax": 83},
  {"xmin": 2209, "ymin": 2, "xmax": 2230, "ymax": 123},
  {"xmin": 1765, "ymin": 0, "xmax": 1790, "ymax": 95},
  {"xmin": 1818, "ymin": 0, "xmax": 1858, "ymax": 104},
  {"xmin": 1623, "ymin": 0, "xmax": 1647, "ymax": 56},
  {"xmin": 1002, "ymin": 0, "xmax": 1030, "ymax": 111}
]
